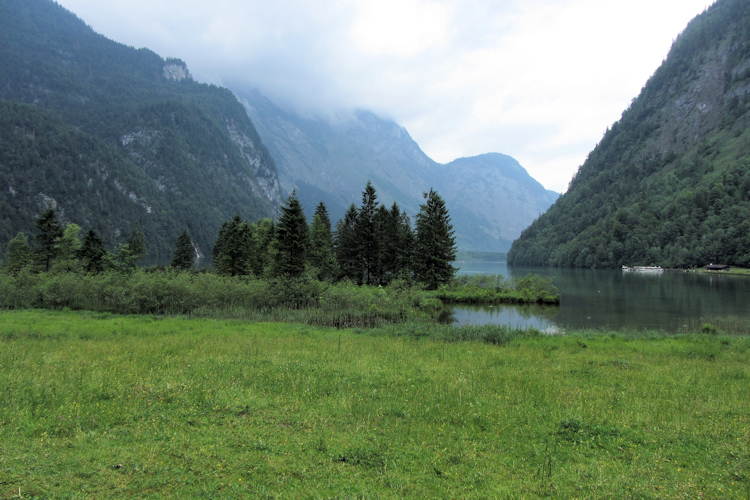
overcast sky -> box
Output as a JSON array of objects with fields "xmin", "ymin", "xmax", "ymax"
[{"xmin": 56, "ymin": 0, "xmax": 715, "ymax": 192}]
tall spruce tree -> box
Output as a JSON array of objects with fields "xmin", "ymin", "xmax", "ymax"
[
  {"xmin": 357, "ymin": 181, "xmax": 379, "ymax": 285},
  {"xmin": 212, "ymin": 214, "xmax": 254, "ymax": 276},
  {"xmin": 379, "ymin": 202, "xmax": 413, "ymax": 283},
  {"xmin": 309, "ymin": 202, "xmax": 338, "ymax": 281},
  {"xmin": 78, "ymin": 228, "xmax": 108, "ymax": 274},
  {"xmin": 335, "ymin": 204, "xmax": 363, "ymax": 283},
  {"xmin": 272, "ymin": 191, "xmax": 309, "ymax": 278},
  {"xmin": 34, "ymin": 208, "xmax": 63, "ymax": 271},
  {"xmin": 171, "ymin": 230, "xmax": 195, "ymax": 270},
  {"xmin": 413, "ymin": 189, "xmax": 457, "ymax": 289}
]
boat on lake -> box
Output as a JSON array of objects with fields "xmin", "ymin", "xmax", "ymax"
[{"xmin": 622, "ymin": 265, "xmax": 664, "ymax": 273}]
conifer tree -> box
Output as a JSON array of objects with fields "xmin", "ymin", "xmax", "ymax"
[
  {"xmin": 34, "ymin": 208, "xmax": 63, "ymax": 271},
  {"xmin": 272, "ymin": 191, "xmax": 309, "ymax": 278},
  {"xmin": 379, "ymin": 202, "xmax": 413, "ymax": 283},
  {"xmin": 309, "ymin": 202, "xmax": 338, "ymax": 281},
  {"xmin": 357, "ymin": 181, "xmax": 379, "ymax": 285},
  {"xmin": 126, "ymin": 222, "xmax": 147, "ymax": 264},
  {"xmin": 413, "ymin": 189, "xmax": 457, "ymax": 289},
  {"xmin": 78, "ymin": 228, "xmax": 108, "ymax": 274},
  {"xmin": 171, "ymin": 230, "xmax": 195, "ymax": 270},
  {"xmin": 212, "ymin": 214, "xmax": 254, "ymax": 276},
  {"xmin": 335, "ymin": 204, "xmax": 363, "ymax": 283}
]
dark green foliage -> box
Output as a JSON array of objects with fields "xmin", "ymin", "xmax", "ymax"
[
  {"xmin": 509, "ymin": 0, "xmax": 750, "ymax": 268},
  {"xmin": 357, "ymin": 181, "xmax": 380, "ymax": 285},
  {"xmin": 250, "ymin": 218, "xmax": 275, "ymax": 277},
  {"xmin": 335, "ymin": 204, "xmax": 363, "ymax": 283},
  {"xmin": 5, "ymin": 232, "xmax": 33, "ymax": 273},
  {"xmin": 171, "ymin": 230, "xmax": 195, "ymax": 270},
  {"xmin": 126, "ymin": 222, "xmax": 147, "ymax": 264},
  {"xmin": 34, "ymin": 208, "xmax": 63, "ymax": 272},
  {"xmin": 378, "ymin": 202, "xmax": 414, "ymax": 284},
  {"xmin": 77, "ymin": 228, "xmax": 108, "ymax": 274},
  {"xmin": 413, "ymin": 189, "xmax": 457, "ymax": 289},
  {"xmin": 272, "ymin": 192, "xmax": 309, "ymax": 278},
  {"xmin": 212, "ymin": 215, "xmax": 254, "ymax": 277},
  {"xmin": 0, "ymin": 0, "xmax": 279, "ymax": 257},
  {"xmin": 309, "ymin": 202, "xmax": 338, "ymax": 281}
]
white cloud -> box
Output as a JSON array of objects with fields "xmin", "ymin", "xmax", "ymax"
[{"xmin": 57, "ymin": 0, "xmax": 715, "ymax": 192}]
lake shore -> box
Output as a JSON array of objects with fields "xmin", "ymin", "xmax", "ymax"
[{"xmin": 2, "ymin": 310, "xmax": 748, "ymax": 498}]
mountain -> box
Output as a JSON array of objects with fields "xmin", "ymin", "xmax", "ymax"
[
  {"xmin": 509, "ymin": 0, "xmax": 750, "ymax": 268},
  {"xmin": 239, "ymin": 88, "xmax": 558, "ymax": 252},
  {"xmin": 0, "ymin": 0, "xmax": 281, "ymax": 257}
]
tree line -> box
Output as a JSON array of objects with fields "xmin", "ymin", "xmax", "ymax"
[{"xmin": 4, "ymin": 182, "xmax": 457, "ymax": 290}]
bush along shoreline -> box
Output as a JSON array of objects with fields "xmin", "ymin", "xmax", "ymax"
[{"xmin": 0, "ymin": 269, "xmax": 559, "ymax": 326}]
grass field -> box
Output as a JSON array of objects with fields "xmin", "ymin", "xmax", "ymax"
[{"xmin": 1, "ymin": 310, "xmax": 749, "ymax": 498}]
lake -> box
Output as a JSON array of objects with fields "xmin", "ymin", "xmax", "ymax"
[{"xmin": 448, "ymin": 260, "xmax": 750, "ymax": 332}]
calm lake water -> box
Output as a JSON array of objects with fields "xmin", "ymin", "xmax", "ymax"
[{"xmin": 448, "ymin": 261, "xmax": 750, "ymax": 332}]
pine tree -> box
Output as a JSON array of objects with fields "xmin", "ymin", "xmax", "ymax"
[
  {"xmin": 34, "ymin": 208, "xmax": 63, "ymax": 271},
  {"xmin": 171, "ymin": 230, "xmax": 195, "ymax": 270},
  {"xmin": 335, "ymin": 204, "xmax": 363, "ymax": 283},
  {"xmin": 309, "ymin": 202, "xmax": 338, "ymax": 281},
  {"xmin": 212, "ymin": 214, "xmax": 254, "ymax": 276},
  {"xmin": 413, "ymin": 189, "xmax": 457, "ymax": 289},
  {"xmin": 78, "ymin": 228, "xmax": 108, "ymax": 274},
  {"xmin": 272, "ymin": 191, "xmax": 309, "ymax": 278}
]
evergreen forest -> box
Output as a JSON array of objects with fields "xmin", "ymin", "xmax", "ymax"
[
  {"xmin": 509, "ymin": 0, "xmax": 750, "ymax": 268},
  {"xmin": 0, "ymin": 0, "xmax": 281, "ymax": 258}
]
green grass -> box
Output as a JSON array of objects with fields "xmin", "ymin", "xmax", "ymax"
[{"xmin": 1, "ymin": 310, "xmax": 749, "ymax": 498}]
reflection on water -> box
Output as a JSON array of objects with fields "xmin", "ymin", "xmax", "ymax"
[
  {"xmin": 441, "ymin": 303, "xmax": 561, "ymax": 333},
  {"xmin": 449, "ymin": 261, "xmax": 750, "ymax": 332}
]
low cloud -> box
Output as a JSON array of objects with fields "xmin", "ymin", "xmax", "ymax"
[{"xmin": 58, "ymin": 0, "xmax": 714, "ymax": 192}]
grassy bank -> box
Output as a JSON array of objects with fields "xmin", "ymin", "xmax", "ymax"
[
  {"xmin": 1, "ymin": 310, "xmax": 748, "ymax": 498},
  {"xmin": 430, "ymin": 273, "xmax": 560, "ymax": 305}
]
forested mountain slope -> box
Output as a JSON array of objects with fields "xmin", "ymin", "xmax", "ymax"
[
  {"xmin": 0, "ymin": 0, "xmax": 281, "ymax": 257},
  {"xmin": 240, "ymin": 89, "xmax": 558, "ymax": 252},
  {"xmin": 509, "ymin": 0, "xmax": 750, "ymax": 268}
]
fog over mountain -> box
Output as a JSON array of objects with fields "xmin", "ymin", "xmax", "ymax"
[
  {"xmin": 55, "ymin": 0, "xmax": 714, "ymax": 193},
  {"xmin": 241, "ymin": 88, "xmax": 558, "ymax": 252}
]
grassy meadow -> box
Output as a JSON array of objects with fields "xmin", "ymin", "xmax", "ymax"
[{"xmin": 1, "ymin": 310, "xmax": 749, "ymax": 498}]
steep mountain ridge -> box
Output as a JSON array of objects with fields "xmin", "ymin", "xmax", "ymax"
[
  {"xmin": 240, "ymin": 89, "xmax": 558, "ymax": 252},
  {"xmin": 509, "ymin": 0, "xmax": 750, "ymax": 268},
  {"xmin": 0, "ymin": 0, "xmax": 281, "ymax": 256}
]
